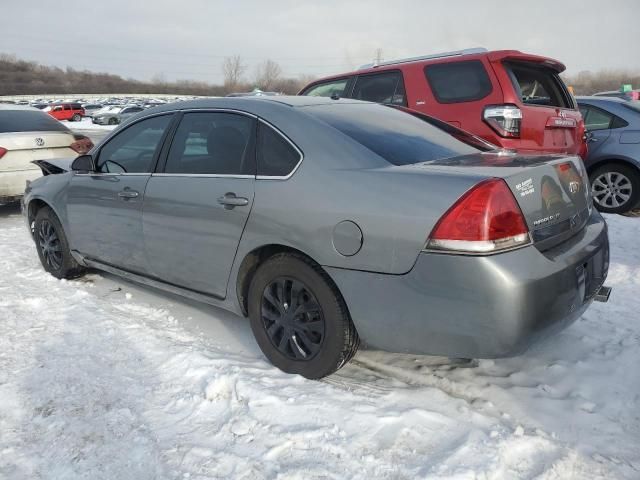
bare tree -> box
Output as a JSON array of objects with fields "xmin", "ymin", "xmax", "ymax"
[
  {"xmin": 254, "ymin": 59, "xmax": 282, "ymax": 91},
  {"xmin": 222, "ymin": 55, "xmax": 246, "ymax": 91}
]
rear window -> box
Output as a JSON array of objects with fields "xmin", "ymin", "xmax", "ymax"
[
  {"xmin": 424, "ymin": 60, "xmax": 492, "ymax": 103},
  {"xmin": 304, "ymin": 104, "xmax": 482, "ymax": 165},
  {"xmin": 0, "ymin": 110, "xmax": 70, "ymax": 134},
  {"xmin": 506, "ymin": 62, "xmax": 572, "ymax": 108}
]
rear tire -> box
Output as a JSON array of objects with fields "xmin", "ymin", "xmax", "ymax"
[
  {"xmin": 34, "ymin": 207, "xmax": 85, "ymax": 279},
  {"xmin": 248, "ymin": 253, "xmax": 359, "ymax": 379},
  {"xmin": 71, "ymin": 113, "xmax": 82, "ymax": 122},
  {"xmin": 589, "ymin": 163, "xmax": 640, "ymax": 214}
]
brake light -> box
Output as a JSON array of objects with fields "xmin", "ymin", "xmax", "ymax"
[
  {"xmin": 0, "ymin": 147, "xmax": 6, "ymax": 159},
  {"xmin": 70, "ymin": 135, "xmax": 93, "ymax": 155},
  {"xmin": 426, "ymin": 178, "xmax": 530, "ymax": 253},
  {"xmin": 483, "ymin": 105, "xmax": 521, "ymax": 138}
]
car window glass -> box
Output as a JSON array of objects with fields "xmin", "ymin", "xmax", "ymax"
[
  {"xmin": 303, "ymin": 79, "xmax": 348, "ymax": 97},
  {"xmin": 97, "ymin": 114, "xmax": 172, "ymax": 173},
  {"xmin": 0, "ymin": 110, "xmax": 70, "ymax": 133},
  {"xmin": 165, "ymin": 112, "xmax": 254, "ymax": 175},
  {"xmin": 584, "ymin": 107, "xmax": 613, "ymax": 131},
  {"xmin": 352, "ymin": 71, "xmax": 407, "ymax": 106},
  {"xmin": 257, "ymin": 123, "xmax": 301, "ymax": 177},
  {"xmin": 506, "ymin": 63, "xmax": 570, "ymax": 108},
  {"xmin": 424, "ymin": 60, "xmax": 492, "ymax": 103}
]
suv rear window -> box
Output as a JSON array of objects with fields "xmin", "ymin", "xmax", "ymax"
[
  {"xmin": 506, "ymin": 62, "xmax": 572, "ymax": 108},
  {"xmin": 0, "ymin": 110, "xmax": 70, "ymax": 133},
  {"xmin": 304, "ymin": 103, "xmax": 481, "ymax": 165},
  {"xmin": 424, "ymin": 60, "xmax": 492, "ymax": 103},
  {"xmin": 351, "ymin": 71, "xmax": 407, "ymax": 106}
]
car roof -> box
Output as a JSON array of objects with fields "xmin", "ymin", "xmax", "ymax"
[
  {"xmin": 0, "ymin": 104, "xmax": 39, "ymax": 112},
  {"xmin": 576, "ymin": 96, "xmax": 629, "ymax": 104}
]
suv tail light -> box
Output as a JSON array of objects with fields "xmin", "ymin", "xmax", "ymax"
[
  {"xmin": 70, "ymin": 135, "xmax": 93, "ymax": 155},
  {"xmin": 0, "ymin": 147, "xmax": 6, "ymax": 159},
  {"xmin": 426, "ymin": 178, "xmax": 530, "ymax": 253},
  {"xmin": 483, "ymin": 105, "xmax": 522, "ymax": 138}
]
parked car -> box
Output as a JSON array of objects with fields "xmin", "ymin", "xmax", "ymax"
[
  {"xmin": 81, "ymin": 103, "xmax": 103, "ymax": 117},
  {"xmin": 23, "ymin": 97, "xmax": 610, "ymax": 378},
  {"xmin": 300, "ymin": 48, "xmax": 587, "ymax": 158},
  {"xmin": 92, "ymin": 105, "xmax": 145, "ymax": 125},
  {"xmin": 45, "ymin": 102, "xmax": 85, "ymax": 122},
  {"xmin": 0, "ymin": 105, "xmax": 92, "ymax": 205},
  {"xmin": 576, "ymin": 96, "xmax": 640, "ymax": 213},
  {"xmin": 593, "ymin": 90, "xmax": 640, "ymax": 101}
]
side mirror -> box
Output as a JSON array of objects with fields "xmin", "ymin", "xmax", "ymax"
[{"xmin": 71, "ymin": 154, "xmax": 95, "ymax": 173}]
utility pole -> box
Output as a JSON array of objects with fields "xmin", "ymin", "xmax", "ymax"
[{"xmin": 374, "ymin": 48, "xmax": 383, "ymax": 66}]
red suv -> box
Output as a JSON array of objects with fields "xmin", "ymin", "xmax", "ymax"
[
  {"xmin": 299, "ymin": 48, "xmax": 587, "ymax": 157},
  {"xmin": 46, "ymin": 103, "xmax": 85, "ymax": 122}
]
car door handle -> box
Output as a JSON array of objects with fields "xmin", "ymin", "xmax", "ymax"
[
  {"xmin": 118, "ymin": 190, "xmax": 139, "ymax": 199},
  {"xmin": 217, "ymin": 192, "xmax": 249, "ymax": 209}
]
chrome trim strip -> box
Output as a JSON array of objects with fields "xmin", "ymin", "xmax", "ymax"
[
  {"xmin": 256, "ymin": 118, "xmax": 304, "ymax": 181},
  {"xmin": 151, "ymin": 173, "xmax": 254, "ymax": 179}
]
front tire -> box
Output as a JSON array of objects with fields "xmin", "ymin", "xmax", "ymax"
[
  {"xmin": 34, "ymin": 207, "xmax": 85, "ymax": 279},
  {"xmin": 589, "ymin": 163, "xmax": 640, "ymax": 214},
  {"xmin": 248, "ymin": 253, "xmax": 359, "ymax": 379}
]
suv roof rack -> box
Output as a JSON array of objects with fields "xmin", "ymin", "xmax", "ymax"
[{"xmin": 358, "ymin": 47, "xmax": 488, "ymax": 70}]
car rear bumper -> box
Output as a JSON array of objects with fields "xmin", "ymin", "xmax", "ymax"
[
  {"xmin": 325, "ymin": 210, "xmax": 609, "ymax": 358},
  {"xmin": 0, "ymin": 169, "xmax": 42, "ymax": 200}
]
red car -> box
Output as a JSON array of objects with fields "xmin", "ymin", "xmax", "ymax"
[
  {"xmin": 300, "ymin": 48, "xmax": 587, "ymax": 158},
  {"xmin": 46, "ymin": 102, "xmax": 85, "ymax": 122}
]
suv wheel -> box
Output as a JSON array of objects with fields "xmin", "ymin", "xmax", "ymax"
[
  {"xmin": 590, "ymin": 163, "xmax": 640, "ymax": 214},
  {"xmin": 248, "ymin": 253, "xmax": 359, "ymax": 379},
  {"xmin": 34, "ymin": 207, "xmax": 85, "ymax": 279},
  {"xmin": 71, "ymin": 113, "xmax": 82, "ymax": 122}
]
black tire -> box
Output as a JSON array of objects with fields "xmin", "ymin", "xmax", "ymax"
[
  {"xmin": 71, "ymin": 113, "xmax": 81, "ymax": 122},
  {"xmin": 248, "ymin": 253, "xmax": 359, "ymax": 379},
  {"xmin": 108, "ymin": 117, "xmax": 119, "ymax": 125},
  {"xmin": 34, "ymin": 207, "xmax": 85, "ymax": 279},
  {"xmin": 589, "ymin": 163, "xmax": 640, "ymax": 214}
]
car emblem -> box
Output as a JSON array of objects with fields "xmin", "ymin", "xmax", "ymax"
[
  {"xmin": 35, "ymin": 137, "xmax": 45, "ymax": 147},
  {"xmin": 569, "ymin": 181, "xmax": 580, "ymax": 194},
  {"xmin": 558, "ymin": 110, "xmax": 567, "ymax": 119}
]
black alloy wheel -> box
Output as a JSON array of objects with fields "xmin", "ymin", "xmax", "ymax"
[
  {"xmin": 37, "ymin": 219, "xmax": 63, "ymax": 271},
  {"xmin": 261, "ymin": 276, "xmax": 325, "ymax": 361}
]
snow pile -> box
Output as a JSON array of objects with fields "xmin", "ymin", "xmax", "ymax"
[{"xmin": 0, "ymin": 205, "xmax": 638, "ymax": 479}]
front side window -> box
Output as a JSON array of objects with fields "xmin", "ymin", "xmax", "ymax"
[
  {"xmin": 352, "ymin": 71, "xmax": 407, "ymax": 106},
  {"xmin": 257, "ymin": 122, "xmax": 301, "ymax": 177},
  {"xmin": 506, "ymin": 62, "xmax": 571, "ymax": 108},
  {"xmin": 97, "ymin": 114, "xmax": 172, "ymax": 173},
  {"xmin": 302, "ymin": 78, "xmax": 349, "ymax": 98},
  {"xmin": 425, "ymin": 60, "xmax": 492, "ymax": 104},
  {"xmin": 165, "ymin": 112, "xmax": 254, "ymax": 175}
]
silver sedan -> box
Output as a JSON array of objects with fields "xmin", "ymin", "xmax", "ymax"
[{"xmin": 23, "ymin": 97, "xmax": 610, "ymax": 378}]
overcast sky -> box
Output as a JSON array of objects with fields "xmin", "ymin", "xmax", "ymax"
[{"xmin": 3, "ymin": 0, "xmax": 639, "ymax": 84}]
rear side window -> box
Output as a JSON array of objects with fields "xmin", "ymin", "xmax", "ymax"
[
  {"xmin": 579, "ymin": 104, "xmax": 628, "ymax": 131},
  {"xmin": 0, "ymin": 110, "xmax": 69, "ymax": 133},
  {"xmin": 424, "ymin": 60, "xmax": 492, "ymax": 103},
  {"xmin": 305, "ymin": 104, "xmax": 480, "ymax": 166},
  {"xmin": 506, "ymin": 62, "xmax": 571, "ymax": 108},
  {"xmin": 257, "ymin": 122, "xmax": 301, "ymax": 177},
  {"xmin": 352, "ymin": 71, "xmax": 407, "ymax": 106},
  {"xmin": 302, "ymin": 79, "xmax": 349, "ymax": 98}
]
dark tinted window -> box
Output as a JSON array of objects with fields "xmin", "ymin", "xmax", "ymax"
[
  {"xmin": 302, "ymin": 78, "xmax": 349, "ymax": 97},
  {"xmin": 352, "ymin": 71, "xmax": 407, "ymax": 106},
  {"xmin": 425, "ymin": 60, "xmax": 492, "ymax": 103},
  {"xmin": 258, "ymin": 122, "xmax": 301, "ymax": 176},
  {"xmin": 165, "ymin": 112, "xmax": 254, "ymax": 175},
  {"xmin": 0, "ymin": 110, "xmax": 70, "ymax": 133},
  {"xmin": 306, "ymin": 104, "xmax": 480, "ymax": 165},
  {"xmin": 506, "ymin": 62, "xmax": 571, "ymax": 108},
  {"xmin": 583, "ymin": 106, "xmax": 613, "ymax": 131},
  {"xmin": 97, "ymin": 114, "xmax": 172, "ymax": 173}
]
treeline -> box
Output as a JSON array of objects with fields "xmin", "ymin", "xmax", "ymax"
[
  {"xmin": 0, "ymin": 53, "xmax": 313, "ymax": 96},
  {"xmin": 562, "ymin": 70, "xmax": 640, "ymax": 95}
]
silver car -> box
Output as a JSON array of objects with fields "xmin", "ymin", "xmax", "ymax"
[
  {"xmin": 92, "ymin": 105, "xmax": 145, "ymax": 125},
  {"xmin": 23, "ymin": 97, "xmax": 611, "ymax": 378}
]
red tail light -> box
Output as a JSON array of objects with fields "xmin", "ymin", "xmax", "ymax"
[
  {"xmin": 0, "ymin": 147, "xmax": 6, "ymax": 159},
  {"xmin": 483, "ymin": 104, "xmax": 522, "ymax": 138},
  {"xmin": 426, "ymin": 178, "xmax": 530, "ymax": 253},
  {"xmin": 70, "ymin": 135, "xmax": 93, "ymax": 155}
]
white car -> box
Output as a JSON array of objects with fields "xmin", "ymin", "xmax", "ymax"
[{"xmin": 0, "ymin": 105, "xmax": 92, "ymax": 205}]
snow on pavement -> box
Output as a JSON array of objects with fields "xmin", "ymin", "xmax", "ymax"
[{"xmin": 0, "ymin": 204, "xmax": 638, "ymax": 479}]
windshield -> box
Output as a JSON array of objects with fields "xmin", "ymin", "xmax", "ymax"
[
  {"xmin": 0, "ymin": 110, "xmax": 70, "ymax": 133},
  {"xmin": 303, "ymin": 103, "xmax": 484, "ymax": 165}
]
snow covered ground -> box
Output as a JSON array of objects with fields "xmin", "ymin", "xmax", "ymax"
[
  {"xmin": 61, "ymin": 117, "xmax": 116, "ymax": 132},
  {"xmin": 0, "ymin": 204, "xmax": 638, "ymax": 479}
]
